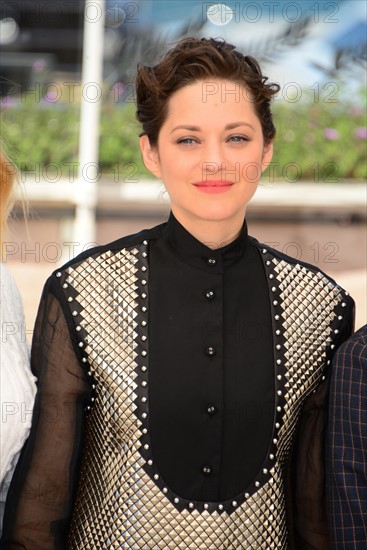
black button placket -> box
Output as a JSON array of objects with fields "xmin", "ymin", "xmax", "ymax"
[{"xmin": 200, "ymin": 252, "xmax": 223, "ymax": 502}]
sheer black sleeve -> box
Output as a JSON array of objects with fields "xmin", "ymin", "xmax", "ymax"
[{"xmin": 0, "ymin": 276, "xmax": 91, "ymax": 550}]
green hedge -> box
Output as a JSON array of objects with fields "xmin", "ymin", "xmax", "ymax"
[{"xmin": 1, "ymin": 89, "xmax": 366, "ymax": 182}]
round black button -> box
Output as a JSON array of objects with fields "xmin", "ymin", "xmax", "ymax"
[
  {"xmin": 206, "ymin": 405, "xmax": 217, "ymax": 415},
  {"xmin": 205, "ymin": 290, "xmax": 215, "ymax": 301},
  {"xmin": 205, "ymin": 346, "xmax": 216, "ymax": 357},
  {"xmin": 202, "ymin": 465, "xmax": 212, "ymax": 475},
  {"xmin": 207, "ymin": 257, "xmax": 217, "ymax": 265}
]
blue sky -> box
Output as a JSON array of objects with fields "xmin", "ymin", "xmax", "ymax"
[{"xmin": 124, "ymin": 0, "xmax": 366, "ymax": 98}]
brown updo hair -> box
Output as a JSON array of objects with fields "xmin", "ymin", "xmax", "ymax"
[{"xmin": 136, "ymin": 37, "xmax": 280, "ymax": 147}]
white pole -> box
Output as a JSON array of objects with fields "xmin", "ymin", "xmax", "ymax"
[{"xmin": 73, "ymin": 0, "xmax": 105, "ymax": 247}]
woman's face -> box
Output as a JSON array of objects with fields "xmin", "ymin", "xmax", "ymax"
[{"xmin": 140, "ymin": 79, "xmax": 273, "ymax": 233}]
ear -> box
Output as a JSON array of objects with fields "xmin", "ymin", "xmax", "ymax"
[
  {"xmin": 139, "ymin": 135, "xmax": 162, "ymax": 178},
  {"xmin": 261, "ymin": 141, "xmax": 273, "ymax": 173}
]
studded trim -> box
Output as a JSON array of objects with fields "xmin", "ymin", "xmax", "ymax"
[{"xmin": 55, "ymin": 241, "xmax": 349, "ymax": 549}]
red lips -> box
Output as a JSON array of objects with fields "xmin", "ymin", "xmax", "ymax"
[{"xmin": 193, "ymin": 180, "xmax": 234, "ymax": 194}]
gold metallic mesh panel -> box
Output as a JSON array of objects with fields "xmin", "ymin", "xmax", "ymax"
[
  {"xmin": 272, "ymin": 259, "xmax": 342, "ymax": 463},
  {"xmin": 60, "ymin": 248, "xmax": 343, "ymax": 549}
]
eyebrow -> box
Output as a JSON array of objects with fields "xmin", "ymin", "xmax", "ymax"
[{"xmin": 170, "ymin": 122, "xmax": 255, "ymax": 133}]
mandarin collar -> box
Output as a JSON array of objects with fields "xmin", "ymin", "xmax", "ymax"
[{"xmin": 162, "ymin": 212, "xmax": 249, "ymax": 272}]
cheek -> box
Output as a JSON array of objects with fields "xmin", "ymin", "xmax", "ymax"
[
  {"xmin": 241, "ymin": 162, "xmax": 263, "ymax": 183},
  {"xmin": 237, "ymin": 150, "xmax": 265, "ymax": 182}
]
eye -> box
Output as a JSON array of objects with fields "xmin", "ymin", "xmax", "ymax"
[
  {"xmin": 227, "ymin": 135, "xmax": 250, "ymax": 143},
  {"xmin": 176, "ymin": 137, "xmax": 199, "ymax": 145}
]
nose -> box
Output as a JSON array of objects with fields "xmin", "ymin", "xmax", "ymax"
[
  {"xmin": 201, "ymin": 140, "xmax": 226, "ymax": 175},
  {"xmin": 201, "ymin": 140, "xmax": 236, "ymax": 182}
]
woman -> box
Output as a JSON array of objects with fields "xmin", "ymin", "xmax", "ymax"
[
  {"xmin": 1, "ymin": 37, "xmax": 354, "ymax": 549},
  {"xmin": 0, "ymin": 152, "xmax": 36, "ymax": 535}
]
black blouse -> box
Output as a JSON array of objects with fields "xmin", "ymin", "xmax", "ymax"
[{"xmin": 149, "ymin": 214, "xmax": 274, "ymax": 502}]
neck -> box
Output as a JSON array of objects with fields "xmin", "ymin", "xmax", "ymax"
[{"xmin": 171, "ymin": 209, "xmax": 246, "ymax": 250}]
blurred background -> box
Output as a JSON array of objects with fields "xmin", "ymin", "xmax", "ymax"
[{"xmin": 0, "ymin": 0, "xmax": 366, "ymax": 332}]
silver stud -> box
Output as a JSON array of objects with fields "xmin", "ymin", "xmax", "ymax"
[
  {"xmin": 92, "ymin": 384, "xmax": 96, "ymax": 389},
  {"xmin": 277, "ymin": 390, "xmax": 282, "ymax": 396},
  {"xmin": 78, "ymin": 342, "xmax": 83, "ymax": 348},
  {"xmin": 143, "ymin": 240, "xmax": 148, "ymax": 245},
  {"xmin": 244, "ymin": 493, "xmax": 250, "ymax": 499},
  {"xmin": 334, "ymin": 329, "xmax": 339, "ymax": 334},
  {"xmin": 141, "ymin": 366, "xmax": 147, "ymax": 372},
  {"xmin": 147, "ymin": 459, "xmax": 153, "ymax": 465},
  {"xmin": 232, "ymin": 501, "xmax": 237, "ymax": 507},
  {"xmin": 273, "ymin": 300, "xmax": 278, "ymax": 306},
  {"xmin": 270, "ymin": 454, "xmax": 275, "ymax": 460},
  {"xmin": 83, "ymin": 358, "xmax": 87, "ymax": 363},
  {"xmin": 76, "ymin": 326, "xmax": 81, "ymax": 331},
  {"xmin": 142, "ymin": 381, "xmax": 147, "ymax": 387},
  {"xmin": 141, "ymin": 321, "xmax": 147, "ymax": 327},
  {"xmin": 188, "ymin": 502, "xmax": 194, "ymax": 509},
  {"xmin": 266, "ymin": 260, "xmax": 271, "ymax": 266},
  {"xmin": 255, "ymin": 481, "xmax": 260, "ymax": 487},
  {"xmin": 142, "ymin": 350, "xmax": 147, "ymax": 357},
  {"xmin": 275, "ymin": 422, "xmax": 280, "ymax": 429},
  {"xmin": 91, "ymin": 397, "xmax": 95, "ymax": 402},
  {"xmin": 331, "ymin": 344, "xmax": 335, "ymax": 349},
  {"xmin": 56, "ymin": 272, "xmax": 62, "ymax": 277},
  {"xmin": 141, "ymin": 266, "xmax": 147, "ymax": 272},
  {"xmin": 277, "ymin": 406, "xmax": 282, "ymax": 412},
  {"xmin": 174, "ymin": 497, "xmax": 179, "ymax": 504},
  {"xmin": 341, "ymin": 302, "xmax": 346, "ymax": 307},
  {"xmin": 142, "ymin": 306, "xmax": 147, "ymax": 312},
  {"xmin": 141, "ymin": 397, "xmax": 147, "ymax": 403},
  {"xmin": 322, "ymin": 375, "xmax": 326, "ymax": 381},
  {"xmin": 345, "ymin": 291, "xmax": 349, "ymax": 296},
  {"xmin": 204, "ymin": 503, "xmax": 209, "ymax": 509},
  {"xmin": 142, "ymin": 412, "xmax": 147, "ymax": 419},
  {"xmin": 142, "ymin": 335, "xmax": 147, "ymax": 341},
  {"xmin": 262, "ymin": 248, "xmax": 267, "ymax": 254},
  {"xmin": 154, "ymin": 474, "xmax": 159, "ymax": 480},
  {"xmin": 269, "ymin": 274, "xmax": 274, "ymax": 279},
  {"xmin": 72, "ymin": 311, "xmax": 78, "ymax": 317},
  {"xmin": 141, "ymin": 293, "xmax": 147, "ymax": 299},
  {"xmin": 163, "ymin": 487, "xmax": 168, "ymax": 494},
  {"xmin": 271, "ymin": 286, "xmax": 276, "ymax": 292},
  {"xmin": 276, "ymin": 344, "xmax": 281, "ymax": 350},
  {"xmin": 218, "ymin": 504, "xmax": 224, "ymax": 510},
  {"xmin": 338, "ymin": 315, "xmax": 343, "ymax": 320},
  {"xmin": 142, "ymin": 251, "xmax": 148, "ymax": 258},
  {"xmin": 142, "ymin": 280, "xmax": 147, "ymax": 286},
  {"xmin": 87, "ymin": 406, "xmax": 91, "ymax": 410},
  {"xmin": 273, "ymin": 438, "xmax": 278, "ymax": 444},
  {"xmin": 87, "ymin": 370, "xmax": 92, "ymax": 375},
  {"xmin": 144, "ymin": 443, "xmax": 149, "ymax": 450},
  {"xmin": 277, "ymin": 374, "xmax": 282, "ymax": 380},
  {"xmin": 68, "ymin": 297, "xmax": 73, "ymax": 302},
  {"xmin": 276, "ymin": 359, "xmax": 281, "ymax": 365},
  {"xmin": 142, "ymin": 428, "xmax": 147, "ymax": 434},
  {"xmin": 275, "ymin": 329, "xmax": 280, "ymax": 335},
  {"xmin": 275, "ymin": 315, "xmax": 280, "ymax": 320},
  {"xmin": 63, "ymin": 283, "xmax": 68, "ymax": 289}
]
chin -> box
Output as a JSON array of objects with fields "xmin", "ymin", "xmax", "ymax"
[{"xmin": 192, "ymin": 204, "xmax": 247, "ymax": 223}]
